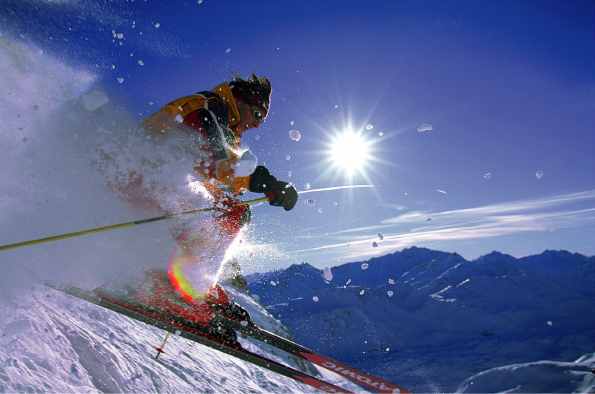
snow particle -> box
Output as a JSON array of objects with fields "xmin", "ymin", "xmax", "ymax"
[
  {"xmin": 318, "ymin": 208, "xmax": 322, "ymax": 213},
  {"xmin": 536, "ymin": 170, "xmax": 544, "ymax": 179},
  {"xmin": 333, "ymin": 202, "xmax": 337, "ymax": 206},
  {"xmin": 304, "ymin": 198, "xmax": 315, "ymax": 206},
  {"xmin": 323, "ymin": 267, "xmax": 333, "ymax": 281},
  {"xmin": 378, "ymin": 132, "xmax": 384, "ymax": 136},
  {"xmin": 361, "ymin": 263, "xmax": 369, "ymax": 270},
  {"xmin": 138, "ymin": 60, "xmax": 144, "ymax": 66},
  {"xmin": 116, "ymin": 33, "xmax": 124, "ymax": 39},
  {"xmin": 304, "ymin": 183, "xmax": 311, "ymax": 190},
  {"xmin": 313, "ymin": 296, "xmax": 319, "ymax": 302},
  {"xmin": 289, "ymin": 130, "xmax": 301, "ymax": 141},
  {"xmin": 417, "ymin": 124, "xmax": 433, "ymax": 132},
  {"xmin": 547, "ymin": 321, "xmax": 553, "ymax": 326},
  {"xmin": 117, "ymin": 77, "xmax": 124, "ymax": 83},
  {"xmin": 286, "ymin": 155, "xmax": 290, "ymax": 160},
  {"xmin": 377, "ymin": 232, "xmax": 384, "ymax": 240},
  {"xmin": 270, "ymin": 281, "xmax": 276, "ymax": 286},
  {"xmin": 388, "ymin": 279, "xmax": 395, "ymax": 284},
  {"xmin": 360, "ymin": 290, "xmax": 365, "ymax": 295},
  {"xmin": 290, "ymin": 121, "xmax": 294, "ymax": 125},
  {"xmin": 155, "ymin": 23, "xmax": 160, "ymax": 28},
  {"xmin": 82, "ymin": 90, "xmax": 109, "ymax": 112},
  {"xmin": 225, "ymin": 48, "xmax": 231, "ymax": 53},
  {"xmin": 372, "ymin": 242, "xmax": 378, "ymax": 247},
  {"xmin": 346, "ymin": 279, "xmax": 351, "ymax": 285},
  {"xmin": 366, "ymin": 124, "xmax": 373, "ymax": 130},
  {"xmin": 484, "ymin": 173, "xmax": 492, "ymax": 179},
  {"xmin": 437, "ymin": 190, "xmax": 447, "ymax": 194},
  {"xmin": 388, "ymin": 291, "xmax": 393, "ymax": 297}
]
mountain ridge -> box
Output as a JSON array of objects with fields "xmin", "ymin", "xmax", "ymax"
[{"xmin": 246, "ymin": 247, "xmax": 595, "ymax": 392}]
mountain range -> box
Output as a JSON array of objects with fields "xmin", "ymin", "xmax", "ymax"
[{"xmin": 246, "ymin": 247, "xmax": 595, "ymax": 392}]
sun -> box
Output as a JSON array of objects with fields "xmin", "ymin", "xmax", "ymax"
[{"xmin": 329, "ymin": 129, "xmax": 371, "ymax": 176}]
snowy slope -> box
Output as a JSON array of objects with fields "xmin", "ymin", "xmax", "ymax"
[
  {"xmin": 247, "ymin": 247, "xmax": 595, "ymax": 393},
  {"xmin": 0, "ymin": 283, "xmax": 363, "ymax": 393}
]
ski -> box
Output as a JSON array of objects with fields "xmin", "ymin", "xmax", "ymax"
[
  {"xmin": 208, "ymin": 301, "xmax": 410, "ymax": 394},
  {"xmin": 45, "ymin": 282, "xmax": 353, "ymax": 393}
]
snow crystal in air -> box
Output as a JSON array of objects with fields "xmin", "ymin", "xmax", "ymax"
[
  {"xmin": 286, "ymin": 155, "xmax": 290, "ymax": 160},
  {"xmin": 313, "ymin": 296, "xmax": 319, "ymax": 302},
  {"xmin": 198, "ymin": 0, "xmax": 203, "ymax": 3},
  {"xmin": 318, "ymin": 208, "xmax": 322, "ymax": 213},
  {"xmin": 255, "ymin": 135, "xmax": 259, "ymax": 140},
  {"xmin": 333, "ymin": 202, "xmax": 337, "ymax": 206},
  {"xmin": 426, "ymin": 217, "xmax": 432, "ymax": 222},
  {"xmin": 361, "ymin": 263, "xmax": 369, "ymax": 270},
  {"xmin": 388, "ymin": 279, "xmax": 395, "ymax": 284},
  {"xmin": 378, "ymin": 132, "xmax": 383, "ymax": 136},
  {"xmin": 304, "ymin": 183, "xmax": 311, "ymax": 190},
  {"xmin": 323, "ymin": 267, "xmax": 333, "ymax": 281},
  {"xmin": 155, "ymin": 23, "xmax": 160, "ymax": 28},
  {"xmin": 360, "ymin": 290, "xmax": 365, "ymax": 295},
  {"xmin": 536, "ymin": 170, "xmax": 543, "ymax": 179},
  {"xmin": 335, "ymin": 105, "xmax": 338, "ymax": 108},
  {"xmin": 117, "ymin": 77, "xmax": 124, "ymax": 83},
  {"xmin": 366, "ymin": 124, "xmax": 373, "ymax": 130},
  {"xmin": 377, "ymin": 232, "xmax": 384, "ymax": 240},
  {"xmin": 346, "ymin": 279, "xmax": 351, "ymax": 285},
  {"xmin": 437, "ymin": 190, "xmax": 447, "ymax": 194},
  {"xmin": 547, "ymin": 321, "xmax": 553, "ymax": 326},
  {"xmin": 225, "ymin": 48, "xmax": 231, "ymax": 53},
  {"xmin": 289, "ymin": 130, "xmax": 301, "ymax": 141},
  {"xmin": 116, "ymin": 33, "xmax": 124, "ymax": 39},
  {"xmin": 174, "ymin": 114, "xmax": 184, "ymax": 123},
  {"xmin": 372, "ymin": 242, "xmax": 378, "ymax": 247},
  {"xmin": 81, "ymin": 90, "xmax": 109, "ymax": 112},
  {"xmin": 417, "ymin": 124, "xmax": 433, "ymax": 132},
  {"xmin": 240, "ymin": 320, "xmax": 248, "ymax": 326},
  {"xmin": 484, "ymin": 173, "xmax": 491, "ymax": 179},
  {"xmin": 138, "ymin": 60, "xmax": 144, "ymax": 66},
  {"xmin": 387, "ymin": 291, "xmax": 393, "ymax": 297},
  {"xmin": 304, "ymin": 198, "xmax": 315, "ymax": 206},
  {"xmin": 290, "ymin": 121, "xmax": 294, "ymax": 125},
  {"xmin": 270, "ymin": 281, "xmax": 276, "ymax": 286}
]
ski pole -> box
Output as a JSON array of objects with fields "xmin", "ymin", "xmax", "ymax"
[
  {"xmin": 0, "ymin": 195, "xmax": 271, "ymax": 252},
  {"xmin": 155, "ymin": 331, "xmax": 171, "ymax": 359}
]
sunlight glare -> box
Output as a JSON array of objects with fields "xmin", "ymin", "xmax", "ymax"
[{"xmin": 329, "ymin": 129, "xmax": 370, "ymax": 175}]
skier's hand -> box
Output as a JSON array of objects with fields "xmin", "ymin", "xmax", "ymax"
[
  {"xmin": 249, "ymin": 166, "xmax": 298, "ymax": 211},
  {"xmin": 268, "ymin": 180, "xmax": 298, "ymax": 211}
]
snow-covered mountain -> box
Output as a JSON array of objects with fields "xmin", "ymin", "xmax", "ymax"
[{"xmin": 247, "ymin": 247, "xmax": 595, "ymax": 393}]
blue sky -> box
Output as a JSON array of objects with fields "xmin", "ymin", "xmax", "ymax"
[{"xmin": 1, "ymin": 0, "xmax": 594, "ymax": 273}]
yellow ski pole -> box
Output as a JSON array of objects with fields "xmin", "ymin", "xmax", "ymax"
[
  {"xmin": 0, "ymin": 196, "xmax": 270, "ymax": 252},
  {"xmin": 155, "ymin": 331, "xmax": 171, "ymax": 359}
]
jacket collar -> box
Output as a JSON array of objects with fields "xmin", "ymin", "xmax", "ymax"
[{"xmin": 211, "ymin": 83, "xmax": 241, "ymax": 132}]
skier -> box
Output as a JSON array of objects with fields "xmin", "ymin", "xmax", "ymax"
[{"xmin": 131, "ymin": 72, "xmax": 297, "ymax": 332}]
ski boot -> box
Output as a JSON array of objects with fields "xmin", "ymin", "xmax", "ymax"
[
  {"xmin": 205, "ymin": 284, "xmax": 252, "ymax": 323},
  {"xmin": 135, "ymin": 270, "xmax": 240, "ymax": 345}
]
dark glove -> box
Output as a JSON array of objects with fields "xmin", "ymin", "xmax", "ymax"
[{"xmin": 249, "ymin": 166, "xmax": 298, "ymax": 211}]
